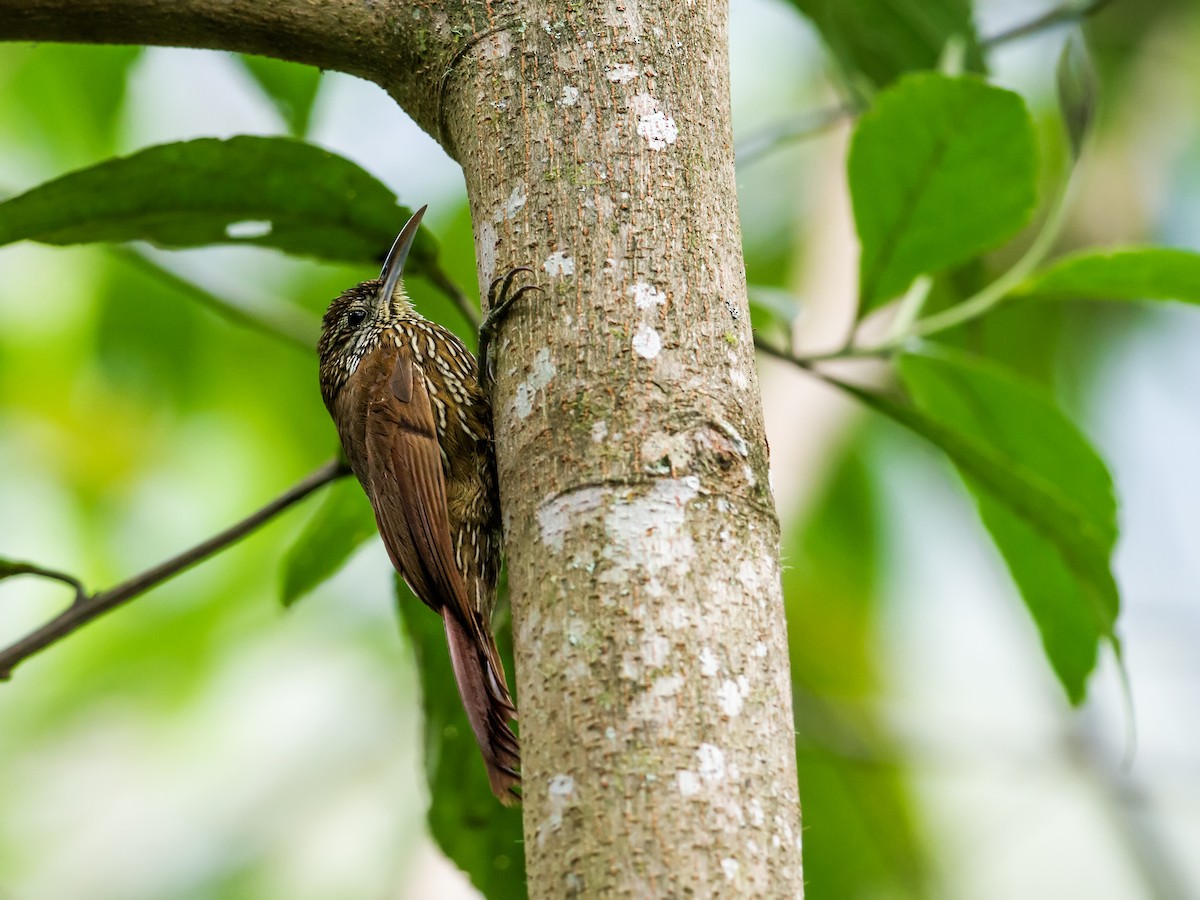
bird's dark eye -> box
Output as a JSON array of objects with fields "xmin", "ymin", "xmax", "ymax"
[{"xmin": 346, "ymin": 308, "xmax": 367, "ymax": 327}]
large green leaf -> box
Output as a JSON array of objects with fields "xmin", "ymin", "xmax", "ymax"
[
  {"xmin": 0, "ymin": 136, "xmax": 438, "ymax": 274},
  {"xmin": 279, "ymin": 476, "xmax": 376, "ymax": 607},
  {"xmin": 829, "ymin": 351, "xmax": 1120, "ymax": 702},
  {"xmin": 396, "ymin": 575, "xmax": 526, "ymax": 900},
  {"xmin": 1020, "ymin": 247, "xmax": 1200, "ymax": 305},
  {"xmin": 238, "ymin": 54, "xmax": 323, "ymax": 137},
  {"xmin": 786, "ymin": 0, "xmax": 984, "ymax": 88},
  {"xmin": 849, "ymin": 73, "xmax": 1038, "ymax": 313},
  {"xmin": 898, "ymin": 351, "xmax": 1118, "ymax": 702},
  {"xmin": 784, "ymin": 448, "xmax": 929, "ymax": 899}
]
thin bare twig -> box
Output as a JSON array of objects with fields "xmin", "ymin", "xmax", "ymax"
[
  {"xmin": 735, "ymin": 101, "xmax": 859, "ymax": 167},
  {"xmin": 0, "ymin": 459, "xmax": 349, "ymax": 680},
  {"xmin": 983, "ymin": 0, "xmax": 1116, "ymax": 49},
  {"xmin": 752, "ymin": 334, "xmax": 814, "ymax": 370},
  {"xmin": 0, "ymin": 562, "xmax": 87, "ymax": 602}
]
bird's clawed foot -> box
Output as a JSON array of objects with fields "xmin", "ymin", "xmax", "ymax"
[{"xmin": 479, "ymin": 266, "xmax": 543, "ymax": 392}]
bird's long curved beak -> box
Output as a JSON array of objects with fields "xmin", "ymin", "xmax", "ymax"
[{"xmin": 378, "ymin": 204, "xmax": 427, "ymax": 309}]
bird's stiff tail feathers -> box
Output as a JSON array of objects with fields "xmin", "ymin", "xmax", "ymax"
[{"xmin": 443, "ymin": 613, "xmax": 521, "ymax": 804}]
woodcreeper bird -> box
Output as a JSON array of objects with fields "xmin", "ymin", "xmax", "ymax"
[{"xmin": 317, "ymin": 206, "xmax": 534, "ymax": 804}]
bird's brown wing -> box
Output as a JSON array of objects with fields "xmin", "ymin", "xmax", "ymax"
[
  {"xmin": 362, "ymin": 341, "xmax": 474, "ymax": 626},
  {"xmin": 362, "ymin": 341, "xmax": 520, "ymax": 803}
]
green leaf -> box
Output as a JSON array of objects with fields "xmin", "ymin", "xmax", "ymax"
[
  {"xmin": 279, "ymin": 478, "xmax": 377, "ymax": 607},
  {"xmin": 785, "ymin": 0, "xmax": 984, "ymax": 88},
  {"xmin": 828, "ymin": 352, "xmax": 1120, "ymax": 703},
  {"xmin": 1020, "ymin": 247, "xmax": 1200, "ymax": 305},
  {"xmin": 396, "ymin": 575, "xmax": 526, "ymax": 900},
  {"xmin": 901, "ymin": 352, "xmax": 1118, "ymax": 703},
  {"xmin": 0, "ymin": 136, "xmax": 438, "ymax": 275},
  {"xmin": 238, "ymin": 55, "xmax": 323, "ymax": 137},
  {"xmin": 849, "ymin": 73, "xmax": 1038, "ymax": 313}
]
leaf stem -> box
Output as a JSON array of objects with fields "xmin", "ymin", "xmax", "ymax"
[
  {"xmin": 735, "ymin": 102, "xmax": 860, "ymax": 167},
  {"xmin": 425, "ymin": 260, "xmax": 482, "ymax": 331},
  {"xmin": 906, "ymin": 168, "xmax": 1078, "ymax": 339},
  {"xmin": 113, "ymin": 246, "xmax": 320, "ymax": 351},
  {"xmin": 884, "ymin": 275, "xmax": 934, "ymax": 342},
  {"xmin": 781, "ymin": 164, "xmax": 1081, "ymax": 367},
  {"xmin": 0, "ymin": 459, "xmax": 348, "ymax": 680}
]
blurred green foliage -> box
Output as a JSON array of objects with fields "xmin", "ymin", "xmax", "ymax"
[
  {"xmin": 280, "ymin": 476, "xmax": 372, "ymax": 607},
  {"xmin": 2, "ymin": 2, "xmax": 1200, "ymax": 898},
  {"xmin": 236, "ymin": 54, "xmax": 323, "ymax": 138},
  {"xmin": 784, "ymin": 447, "xmax": 930, "ymax": 898},
  {"xmin": 785, "ymin": 0, "xmax": 984, "ymax": 90},
  {"xmin": 397, "ymin": 574, "xmax": 526, "ymax": 900}
]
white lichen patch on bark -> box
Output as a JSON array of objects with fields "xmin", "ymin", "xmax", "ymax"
[
  {"xmin": 748, "ymin": 798, "xmax": 765, "ymax": 827},
  {"xmin": 652, "ymin": 674, "xmax": 684, "ymax": 697},
  {"xmin": 591, "ymin": 419, "xmax": 608, "ymax": 443},
  {"xmin": 677, "ymin": 770, "xmax": 701, "ymax": 797},
  {"xmin": 630, "ymin": 92, "xmax": 658, "ymax": 116},
  {"xmin": 601, "ymin": 2, "xmax": 644, "ymax": 38},
  {"xmin": 477, "ymin": 218, "xmax": 498, "ymax": 286},
  {"xmin": 718, "ymin": 679, "xmax": 745, "ymax": 718},
  {"xmin": 721, "ymin": 858, "xmax": 740, "ymax": 881},
  {"xmin": 537, "ymin": 773, "xmax": 577, "ymax": 848},
  {"xmin": 480, "ymin": 31, "xmax": 513, "ymax": 60},
  {"xmin": 737, "ymin": 555, "xmax": 776, "ymax": 598},
  {"xmin": 605, "ymin": 62, "xmax": 639, "ymax": 83},
  {"xmin": 543, "ymin": 250, "xmax": 575, "ymax": 277},
  {"xmin": 599, "ymin": 476, "xmax": 699, "ymax": 581},
  {"xmin": 630, "ymin": 281, "xmax": 667, "ymax": 309},
  {"xmin": 699, "ymin": 646, "xmax": 720, "ymax": 677},
  {"xmin": 632, "ymin": 322, "xmax": 662, "ymax": 359},
  {"xmin": 558, "ymin": 85, "xmax": 580, "ymax": 106},
  {"xmin": 514, "ymin": 347, "xmax": 557, "ymax": 419},
  {"xmin": 637, "ymin": 110, "xmax": 679, "ymax": 150},
  {"xmin": 697, "ymin": 743, "xmax": 727, "ymax": 783},
  {"xmin": 536, "ymin": 485, "xmax": 610, "ymax": 552},
  {"xmin": 497, "ymin": 182, "xmax": 527, "ymax": 221}
]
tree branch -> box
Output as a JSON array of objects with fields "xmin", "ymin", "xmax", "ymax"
[
  {"xmin": 0, "ymin": 0, "xmax": 478, "ymax": 141},
  {"xmin": 0, "ymin": 459, "xmax": 348, "ymax": 680}
]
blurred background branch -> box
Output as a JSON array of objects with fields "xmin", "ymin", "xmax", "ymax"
[{"xmin": 0, "ymin": 459, "xmax": 347, "ymax": 680}]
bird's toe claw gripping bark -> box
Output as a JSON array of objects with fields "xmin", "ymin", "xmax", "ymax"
[{"xmin": 479, "ymin": 266, "xmax": 544, "ymax": 390}]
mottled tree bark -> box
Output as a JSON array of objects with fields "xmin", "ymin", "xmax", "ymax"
[{"xmin": 0, "ymin": 1, "xmax": 804, "ymax": 895}]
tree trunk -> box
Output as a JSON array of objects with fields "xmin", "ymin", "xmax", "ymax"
[{"xmin": 0, "ymin": 2, "xmax": 804, "ymax": 896}]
